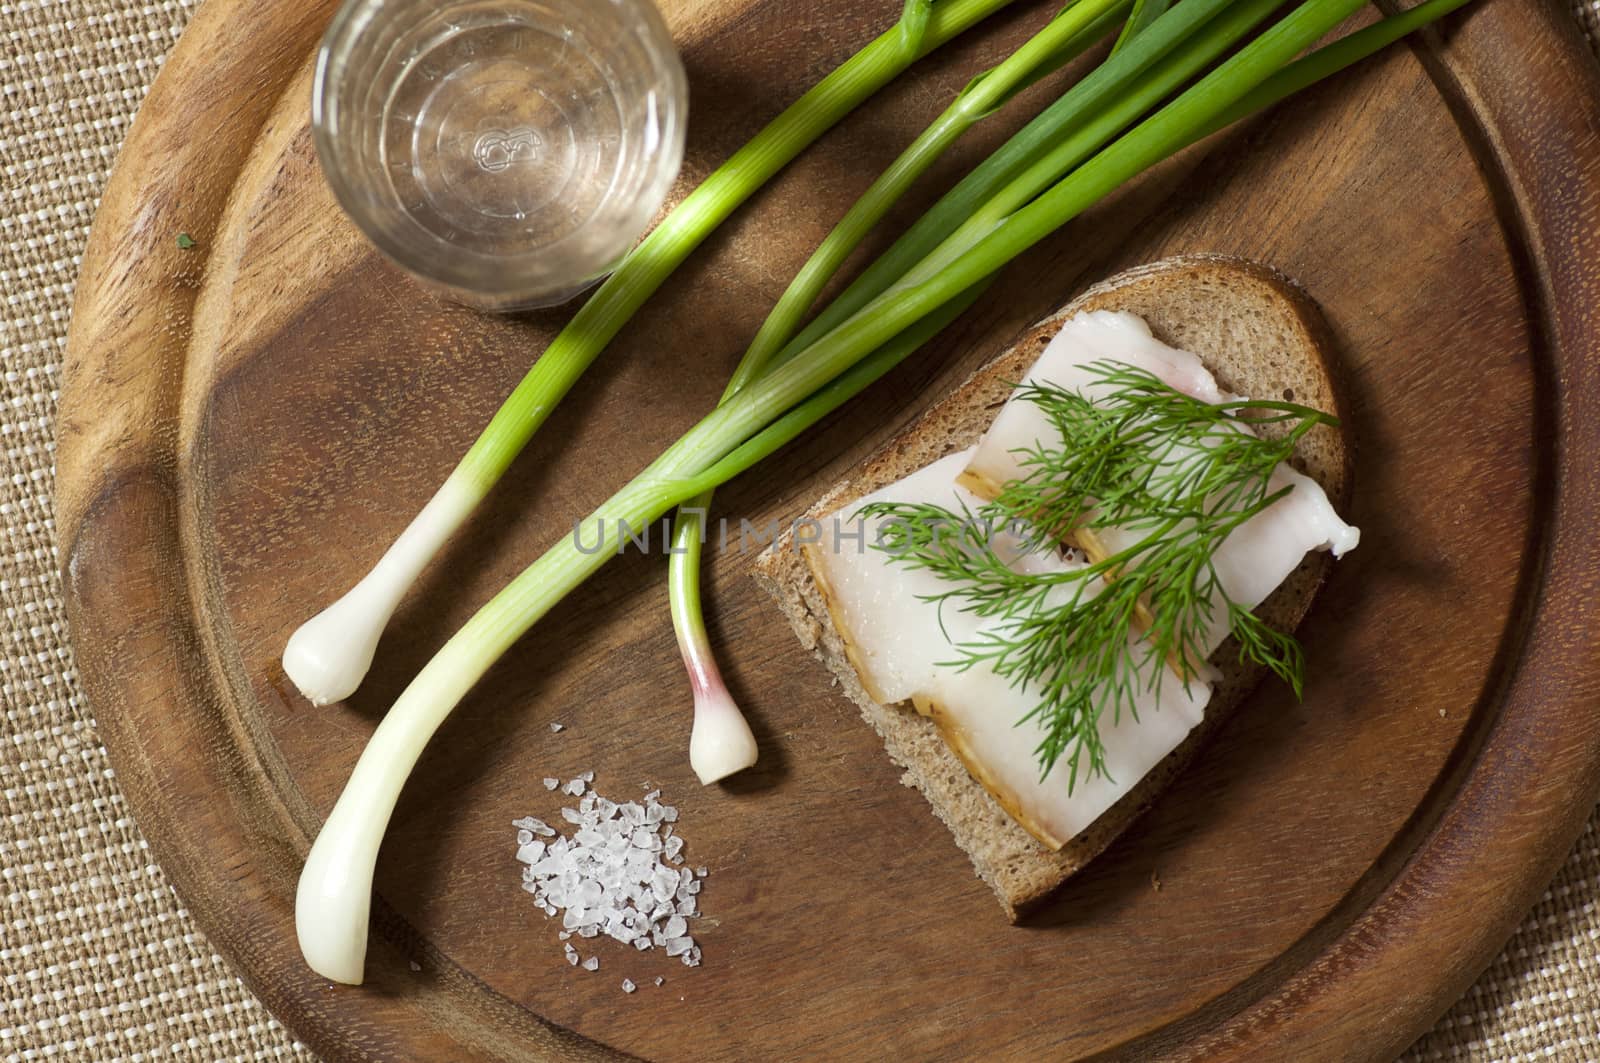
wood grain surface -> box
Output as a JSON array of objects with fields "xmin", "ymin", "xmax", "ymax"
[{"xmin": 54, "ymin": 0, "xmax": 1600, "ymax": 1059}]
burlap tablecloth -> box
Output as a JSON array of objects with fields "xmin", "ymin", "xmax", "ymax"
[{"xmin": 2, "ymin": 1, "xmax": 1597, "ymax": 1059}]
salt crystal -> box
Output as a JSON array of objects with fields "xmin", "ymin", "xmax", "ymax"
[
  {"xmin": 580, "ymin": 770, "xmax": 595, "ymax": 782},
  {"xmin": 631, "ymin": 827, "xmax": 654, "ymax": 849},
  {"xmin": 695, "ymin": 867, "xmax": 708, "ymax": 878},
  {"xmin": 643, "ymin": 789, "xmax": 661, "ymax": 803},
  {"xmin": 654, "ymin": 977, "xmax": 664, "ymax": 987},
  {"xmin": 665, "ymin": 835, "xmax": 684, "ymax": 860},
  {"xmin": 560, "ymin": 807, "xmax": 583, "ymax": 824},
  {"xmin": 515, "ymin": 841, "xmax": 545, "ymax": 865},
  {"xmin": 550, "ymin": 722, "xmax": 565, "ymax": 733},
  {"xmin": 516, "ymin": 829, "xmax": 534, "ymax": 846},
  {"xmin": 661, "ymin": 805, "xmax": 679, "ymax": 823},
  {"xmin": 582, "ymin": 956, "xmax": 600, "ymax": 972},
  {"xmin": 664, "ymin": 915, "xmax": 687, "ymax": 938},
  {"xmin": 622, "ymin": 979, "xmax": 636, "ymax": 994},
  {"xmin": 543, "ymin": 777, "xmax": 559, "ymax": 791},
  {"xmin": 563, "ymin": 779, "xmax": 586, "ymax": 796},
  {"xmin": 665, "ymin": 937, "xmax": 693, "ymax": 957},
  {"xmin": 564, "ymin": 944, "xmax": 579, "ymax": 966},
  {"xmin": 578, "ymin": 926, "xmax": 599, "ymax": 938},
  {"xmin": 634, "ymin": 937, "xmax": 650, "ymax": 951}
]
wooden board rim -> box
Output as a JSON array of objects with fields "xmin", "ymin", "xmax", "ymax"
[{"xmin": 54, "ymin": 0, "xmax": 1600, "ymax": 1059}]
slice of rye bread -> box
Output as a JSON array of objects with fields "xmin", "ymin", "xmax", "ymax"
[{"xmin": 751, "ymin": 255, "xmax": 1353, "ymax": 921}]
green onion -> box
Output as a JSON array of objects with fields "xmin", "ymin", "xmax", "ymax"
[
  {"xmin": 296, "ymin": 0, "xmax": 1475, "ymax": 985},
  {"xmin": 281, "ymin": 0, "xmax": 1021, "ymax": 711},
  {"xmin": 668, "ymin": 0, "xmax": 1289, "ymax": 780},
  {"xmin": 671, "ymin": 0, "xmax": 1132, "ymax": 784},
  {"xmin": 667, "ymin": 0, "xmax": 1304, "ymax": 761}
]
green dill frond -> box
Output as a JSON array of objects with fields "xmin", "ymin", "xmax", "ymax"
[{"xmin": 862, "ymin": 361, "xmax": 1330, "ymax": 788}]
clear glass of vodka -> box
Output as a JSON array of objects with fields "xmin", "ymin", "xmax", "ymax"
[{"xmin": 312, "ymin": 0, "xmax": 688, "ymax": 310}]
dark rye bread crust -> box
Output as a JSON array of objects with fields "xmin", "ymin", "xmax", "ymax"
[{"xmin": 752, "ymin": 256, "xmax": 1353, "ymax": 921}]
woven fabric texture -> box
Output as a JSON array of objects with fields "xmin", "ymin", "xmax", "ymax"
[{"xmin": 2, "ymin": 1, "xmax": 1597, "ymax": 1061}]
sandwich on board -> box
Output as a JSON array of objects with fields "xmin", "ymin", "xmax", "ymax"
[{"xmin": 756, "ymin": 255, "xmax": 1358, "ymax": 919}]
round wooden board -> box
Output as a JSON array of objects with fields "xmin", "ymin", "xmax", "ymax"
[{"xmin": 55, "ymin": 0, "xmax": 1600, "ymax": 1059}]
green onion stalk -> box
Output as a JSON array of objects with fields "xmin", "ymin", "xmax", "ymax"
[
  {"xmin": 296, "ymin": 0, "xmax": 1477, "ymax": 985},
  {"xmin": 668, "ymin": 0, "xmax": 1311, "ymax": 781},
  {"xmin": 280, "ymin": 0, "xmax": 1021, "ymax": 711},
  {"xmin": 671, "ymin": 0, "xmax": 1139, "ymax": 784}
]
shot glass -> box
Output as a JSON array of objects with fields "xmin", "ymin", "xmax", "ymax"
[{"xmin": 312, "ymin": 0, "xmax": 688, "ymax": 310}]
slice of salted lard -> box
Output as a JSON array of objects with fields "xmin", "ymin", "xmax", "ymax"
[
  {"xmin": 960, "ymin": 309, "xmax": 1359, "ymax": 657},
  {"xmin": 803, "ymin": 449, "xmax": 1211, "ymax": 850}
]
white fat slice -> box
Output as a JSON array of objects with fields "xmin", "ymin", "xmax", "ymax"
[
  {"xmin": 923, "ymin": 627, "xmax": 1208, "ymax": 848},
  {"xmin": 805, "ymin": 449, "xmax": 1212, "ymax": 849},
  {"xmin": 1195, "ymin": 463, "xmax": 1357, "ymax": 653},
  {"xmin": 962, "ymin": 310, "xmax": 1359, "ymax": 657}
]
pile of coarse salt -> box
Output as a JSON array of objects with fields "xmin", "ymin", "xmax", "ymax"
[{"xmin": 514, "ymin": 775, "xmax": 704, "ymax": 973}]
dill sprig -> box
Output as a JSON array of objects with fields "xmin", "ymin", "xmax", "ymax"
[{"xmin": 862, "ymin": 362, "xmax": 1337, "ymax": 789}]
